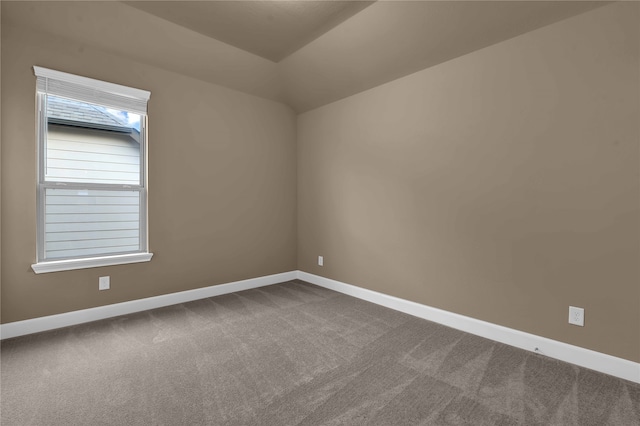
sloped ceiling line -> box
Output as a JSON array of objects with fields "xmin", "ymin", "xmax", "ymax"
[{"xmin": 2, "ymin": 1, "xmax": 608, "ymax": 113}]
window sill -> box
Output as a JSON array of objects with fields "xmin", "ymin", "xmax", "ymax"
[{"xmin": 31, "ymin": 253, "xmax": 153, "ymax": 274}]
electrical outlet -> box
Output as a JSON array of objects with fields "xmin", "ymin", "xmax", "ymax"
[
  {"xmin": 99, "ymin": 276, "xmax": 110, "ymax": 291},
  {"xmin": 318, "ymin": 256, "xmax": 324, "ymax": 266},
  {"xmin": 568, "ymin": 306, "xmax": 584, "ymax": 326}
]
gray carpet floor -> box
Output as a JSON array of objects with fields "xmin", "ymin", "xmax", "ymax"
[{"xmin": 1, "ymin": 280, "xmax": 639, "ymax": 425}]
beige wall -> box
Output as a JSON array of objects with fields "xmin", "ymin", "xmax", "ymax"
[
  {"xmin": 2, "ymin": 1, "xmax": 284, "ymax": 103},
  {"xmin": 297, "ymin": 3, "xmax": 640, "ymax": 362},
  {"xmin": 1, "ymin": 1, "xmax": 638, "ymax": 365},
  {"xmin": 0, "ymin": 3, "xmax": 3, "ymax": 320},
  {"xmin": 0, "ymin": 23, "xmax": 297, "ymax": 323}
]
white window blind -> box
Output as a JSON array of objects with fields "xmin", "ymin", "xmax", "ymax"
[{"xmin": 34, "ymin": 66, "xmax": 150, "ymax": 114}]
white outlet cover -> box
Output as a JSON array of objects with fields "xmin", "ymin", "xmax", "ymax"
[
  {"xmin": 568, "ymin": 306, "xmax": 584, "ymax": 326},
  {"xmin": 318, "ymin": 256, "xmax": 324, "ymax": 266},
  {"xmin": 99, "ymin": 276, "xmax": 110, "ymax": 291}
]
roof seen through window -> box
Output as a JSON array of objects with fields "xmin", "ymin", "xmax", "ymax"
[{"xmin": 46, "ymin": 95, "xmax": 140, "ymax": 132}]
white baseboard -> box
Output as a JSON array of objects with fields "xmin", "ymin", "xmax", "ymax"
[
  {"xmin": 0, "ymin": 271, "xmax": 297, "ymax": 340},
  {"xmin": 297, "ymin": 271, "xmax": 640, "ymax": 384},
  {"xmin": 2, "ymin": 269, "xmax": 637, "ymax": 384}
]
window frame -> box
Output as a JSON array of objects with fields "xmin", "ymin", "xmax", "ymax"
[{"xmin": 31, "ymin": 67, "xmax": 153, "ymax": 274}]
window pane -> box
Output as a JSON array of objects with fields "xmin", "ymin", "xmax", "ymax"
[
  {"xmin": 44, "ymin": 188, "xmax": 141, "ymax": 260},
  {"xmin": 45, "ymin": 95, "xmax": 141, "ymax": 185}
]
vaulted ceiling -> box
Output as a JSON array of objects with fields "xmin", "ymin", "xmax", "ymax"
[
  {"xmin": 2, "ymin": 1, "xmax": 607, "ymax": 112},
  {"xmin": 125, "ymin": 1, "xmax": 375, "ymax": 62}
]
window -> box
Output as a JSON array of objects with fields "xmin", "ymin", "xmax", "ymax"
[{"xmin": 31, "ymin": 67, "xmax": 153, "ymax": 273}]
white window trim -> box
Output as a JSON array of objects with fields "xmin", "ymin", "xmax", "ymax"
[
  {"xmin": 31, "ymin": 253, "xmax": 154, "ymax": 274},
  {"xmin": 33, "ymin": 66, "xmax": 150, "ymax": 100},
  {"xmin": 31, "ymin": 66, "xmax": 153, "ymax": 274},
  {"xmin": 33, "ymin": 66, "xmax": 150, "ymax": 113}
]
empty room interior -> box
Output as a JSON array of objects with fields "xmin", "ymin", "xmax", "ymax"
[{"xmin": 1, "ymin": 1, "xmax": 639, "ymax": 424}]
